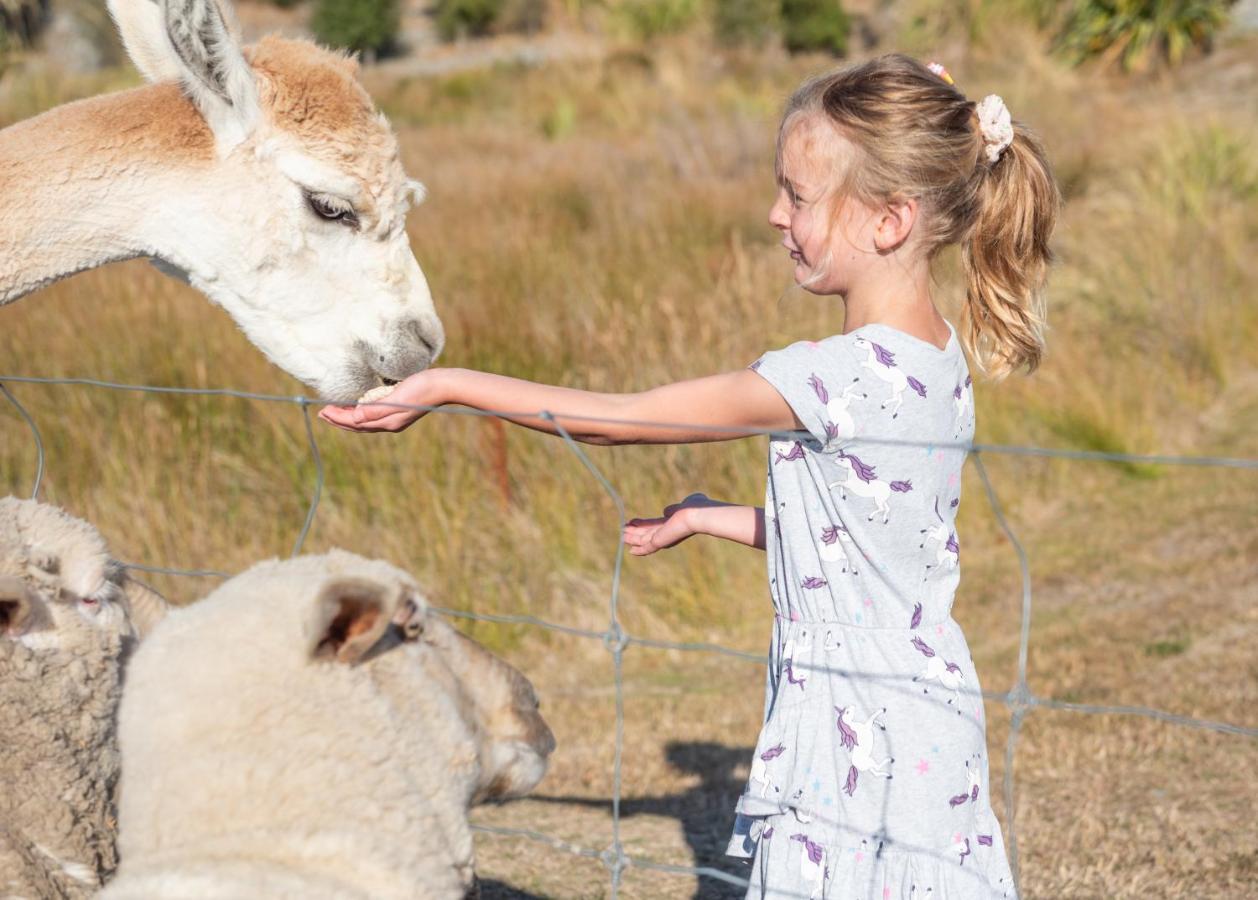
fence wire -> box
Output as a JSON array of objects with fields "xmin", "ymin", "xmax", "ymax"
[{"xmin": 2, "ymin": 374, "xmax": 1256, "ymax": 899}]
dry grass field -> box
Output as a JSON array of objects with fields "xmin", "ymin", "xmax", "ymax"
[{"xmin": 1, "ymin": 9, "xmax": 1256, "ymax": 898}]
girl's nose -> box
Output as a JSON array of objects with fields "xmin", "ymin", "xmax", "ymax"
[{"xmin": 768, "ymin": 192, "xmax": 791, "ymax": 230}]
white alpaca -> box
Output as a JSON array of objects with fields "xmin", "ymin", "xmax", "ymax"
[
  {"xmin": 0, "ymin": 0, "xmax": 444, "ymax": 402},
  {"xmin": 854, "ymin": 336, "xmax": 927, "ymax": 418}
]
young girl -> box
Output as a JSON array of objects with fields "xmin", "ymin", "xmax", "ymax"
[{"xmin": 321, "ymin": 54, "xmax": 1058, "ymax": 899}]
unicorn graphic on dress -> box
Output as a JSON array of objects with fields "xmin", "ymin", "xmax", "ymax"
[
  {"xmin": 834, "ymin": 706, "xmax": 894, "ymax": 795},
  {"xmin": 911, "ymin": 637, "xmax": 965, "ymax": 710},
  {"xmin": 818, "ymin": 523, "xmax": 858, "ymax": 572},
  {"xmin": 828, "ymin": 451, "xmax": 913, "ymax": 524},
  {"xmin": 783, "ymin": 637, "xmax": 809, "ymax": 692},
  {"xmin": 853, "ymin": 336, "xmax": 928, "ymax": 418},
  {"xmin": 953, "ymin": 374, "xmax": 972, "ymax": 436},
  {"xmin": 808, "ymin": 373, "xmax": 866, "ymax": 448},
  {"xmin": 919, "ymin": 497, "xmax": 960, "ymax": 580},
  {"xmin": 951, "ymin": 835, "xmax": 973, "ymax": 866},
  {"xmin": 949, "ymin": 755, "xmax": 984, "ymax": 807},
  {"xmin": 750, "ymin": 743, "xmax": 787, "ymax": 798},
  {"xmin": 789, "ymin": 833, "xmax": 827, "ymax": 899}
]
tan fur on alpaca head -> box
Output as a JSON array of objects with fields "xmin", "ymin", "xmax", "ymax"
[{"xmin": 0, "ymin": 0, "xmax": 443, "ymax": 403}]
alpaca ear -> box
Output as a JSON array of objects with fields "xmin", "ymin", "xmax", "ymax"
[
  {"xmin": 108, "ymin": 0, "xmax": 259, "ymax": 151},
  {"xmin": 309, "ymin": 578, "xmax": 398, "ymax": 665},
  {"xmin": 108, "ymin": 0, "xmax": 183, "ymax": 83}
]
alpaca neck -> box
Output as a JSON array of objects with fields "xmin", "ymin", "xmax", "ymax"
[{"xmin": 0, "ymin": 83, "xmax": 213, "ymax": 305}]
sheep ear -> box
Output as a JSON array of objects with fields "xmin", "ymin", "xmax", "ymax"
[
  {"xmin": 310, "ymin": 578, "xmax": 396, "ymax": 664},
  {"xmin": 122, "ymin": 576, "xmax": 170, "ymax": 640},
  {"xmin": 0, "ymin": 576, "xmax": 34, "ymax": 637}
]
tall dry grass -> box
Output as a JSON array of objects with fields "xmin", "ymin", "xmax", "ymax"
[{"xmin": 2, "ymin": 30, "xmax": 1254, "ymax": 649}]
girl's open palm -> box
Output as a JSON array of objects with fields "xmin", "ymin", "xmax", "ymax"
[
  {"xmin": 318, "ymin": 372, "xmax": 435, "ymax": 433},
  {"xmin": 623, "ymin": 493, "xmax": 727, "ymax": 556}
]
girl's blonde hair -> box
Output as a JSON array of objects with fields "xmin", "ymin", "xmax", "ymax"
[{"xmin": 778, "ymin": 54, "xmax": 1061, "ymax": 379}]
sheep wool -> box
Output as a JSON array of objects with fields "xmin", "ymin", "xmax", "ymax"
[
  {"xmin": 102, "ymin": 551, "xmax": 554, "ymax": 900},
  {"xmin": 0, "ymin": 497, "xmax": 162, "ymax": 899}
]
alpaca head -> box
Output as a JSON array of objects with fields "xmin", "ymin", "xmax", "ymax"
[{"xmin": 106, "ymin": 0, "xmax": 444, "ymax": 402}]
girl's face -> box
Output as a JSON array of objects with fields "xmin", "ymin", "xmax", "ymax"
[{"xmin": 768, "ymin": 118, "xmax": 877, "ymax": 295}]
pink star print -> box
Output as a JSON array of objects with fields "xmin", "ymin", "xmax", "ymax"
[
  {"xmin": 863, "ymin": 597, "xmax": 873, "ymax": 608},
  {"xmin": 936, "ymin": 624, "xmax": 945, "ymax": 636},
  {"xmin": 916, "ymin": 759, "xmax": 930, "ymax": 774},
  {"xmin": 883, "ymin": 889, "xmax": 892, "ymax": 900},
  {"xmin": 855, "ymin": 851, "xmax": 864, "ymax": 863}
]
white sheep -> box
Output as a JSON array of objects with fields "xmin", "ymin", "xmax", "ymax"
[
  {"xmin": 101, "ymin": 551, "xmax": 555, "ymax": 899},
  {"xmin": 0, "ymin": 496, "xmax": 166, "ymax": 899}
]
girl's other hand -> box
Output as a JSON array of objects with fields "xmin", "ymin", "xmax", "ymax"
[
  {"xmin": 318, "ymin": 370, "xmax": 440, "ymax": 433},
  {"xmin": 623, "ymin": 493, "xmax": 729, "ymax": 556}
]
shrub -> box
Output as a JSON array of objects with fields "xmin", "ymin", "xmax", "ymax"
[
  {"xmin": 311, "ymin": 0, "xmax": 399, "ymax": 56},
  {"xmin": 434, "ymin": 0, "xmax": 506, "ymax": 39},
  {"xmin": 616, "ymin": 0, "xmax": 701, "ymax": 41},
  {"xmin": 780, "ymin": 0, "xmax": 850, "ymax": 54},
  {"xmin": 1056, "ymin": 0, "xmax": 1235, "ymax": 71},
  {"xmin": 713, "ymin": 0, "xmax": 780, "ymax": 47}
]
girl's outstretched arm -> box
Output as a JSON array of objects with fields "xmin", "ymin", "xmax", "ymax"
[
  {"xmin": 319, "ymin": 367, "xmax": 800, "ymax": 445},
  {"xmin": 623, "ymin": 494, "xmax": 765, "ymax": 555}
]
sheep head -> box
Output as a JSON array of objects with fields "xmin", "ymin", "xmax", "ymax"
[
  {"xmin": 0, "ymin": 497, "xmax": 166, "ymax": 652},
  {"xmin": 423, "ymin": 618, "xmax": 556, "ymax": 803}
]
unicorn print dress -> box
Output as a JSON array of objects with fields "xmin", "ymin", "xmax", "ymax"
[{"xmin": 728, "ymin": 321, "xmax": 1017, "ymax": 899}]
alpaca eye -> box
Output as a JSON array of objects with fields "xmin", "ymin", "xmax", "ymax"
[{"xmin": 306, "ymin": 192, "xmax": 359, "ymax": 229}]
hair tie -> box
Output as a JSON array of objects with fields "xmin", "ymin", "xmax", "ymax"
[
  {"xmin": 926, "ymin": 61, "xmax": 954, "ymax": 85},
  {"xmin": 975, "ymin": 94, "xmax": 1014, "ymax": 163}
]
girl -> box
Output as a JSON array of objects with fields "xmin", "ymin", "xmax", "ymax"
[{"xmin": 322, "ymin": 54, "xmax": 1058, "ymax": 899}]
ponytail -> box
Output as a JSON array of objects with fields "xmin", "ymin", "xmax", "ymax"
[{"xmin": 960, "ymin": 123, "xmax": 1060, "ymax": 379}]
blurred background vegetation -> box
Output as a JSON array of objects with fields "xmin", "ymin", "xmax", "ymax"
[
  {"xmin": 0, "ymin": 0, "xmax": 1246, "ymax": 66},
  {"xmin": 1, "ymin": 1, "xmax": 1256, "ymax": 895}
]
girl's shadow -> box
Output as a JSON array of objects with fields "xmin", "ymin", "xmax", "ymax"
[{"xmin": 509, "ymin": 740, "xmax": 753, "ymax": 899}]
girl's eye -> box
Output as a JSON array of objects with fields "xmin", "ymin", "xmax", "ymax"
[{"xmin": 306, "ymin": 193, "xmax": 360, "ymax": 229}]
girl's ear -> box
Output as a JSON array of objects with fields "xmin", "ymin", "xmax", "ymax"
[{"xmin": 873, "ymin": 197, "xmax": 918, "ymax": 252}]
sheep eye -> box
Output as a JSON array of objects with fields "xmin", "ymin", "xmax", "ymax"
[{"xmin": 306, "ymin": 192, "xmax": 359, "ymax": 229}]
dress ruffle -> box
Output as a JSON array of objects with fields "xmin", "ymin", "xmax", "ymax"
[{"xmin": 729, "ymin": 805, "xmax": 1017, "ymax": 899}]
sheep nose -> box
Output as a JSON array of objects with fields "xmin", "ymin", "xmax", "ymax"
[{"xmin": 0, "ymin": 576, "xmax": 33, "ymax": 636}]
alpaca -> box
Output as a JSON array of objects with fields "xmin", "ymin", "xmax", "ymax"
[{"xmin": 0, "ymin": 0, "xmax": 444, "ymax": 403}]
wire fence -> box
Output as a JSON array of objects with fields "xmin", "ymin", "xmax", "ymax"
[{"xmin": 2, "ymin": 372, "xmax": 1256, "ymax": 899}]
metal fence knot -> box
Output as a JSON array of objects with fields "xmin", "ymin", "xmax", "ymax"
[{"xmin": 602, "ymin": 623, "xmax": 629, "ymax": 654}]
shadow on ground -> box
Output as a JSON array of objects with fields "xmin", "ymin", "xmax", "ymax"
[{"xmin": 487, "ymin": 741, "xmax": 755, "ymax": 899}]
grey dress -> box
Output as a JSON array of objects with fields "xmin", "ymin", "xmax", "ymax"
[{"xmin": 726, "ymin": 321, "xmax": 1017, "ymax": 899}]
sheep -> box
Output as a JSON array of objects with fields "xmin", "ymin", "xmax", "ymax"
[
  {"xmin": 0, "ymin": 496, "xmax": 167, "ymax": 899},
  {"xmin": 101, "ymin": 550, "xmax": 555, "ymax": 899}
]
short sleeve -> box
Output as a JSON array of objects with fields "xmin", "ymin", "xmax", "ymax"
[{"xmin": 749, "ymin": 337, "xmax": 857, "ymax": 449}]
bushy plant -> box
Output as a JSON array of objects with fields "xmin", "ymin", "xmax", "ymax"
[
  {"xmin": 434, "ymin": 0, "xmax": 506, "ymax": 39},
  {"xmin": 311, "ymin": 0, "xmax": 399, "ymax": 56},
  {"xmin": 1056, "ymin": 0, "xmax": 1236, "ymax": 71},
  {"xmin": 780, "ymin": 0, "xmax": 849, "ymax": 54},
  {"xmin": 616, "ymin": 0, "xmax": 700, "ymax": 41},
  {"xmin": 713, "ymin": 0, "xmax": 780, "ymax": 47}
]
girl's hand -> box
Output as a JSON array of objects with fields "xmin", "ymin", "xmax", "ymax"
[
  {"xmin": 623, "ymin": 493, "xmax": 730, "ymax": 556},
  {"xmin": 318, "ymin": 370, "xmax": 441, "ymax": 433}
]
